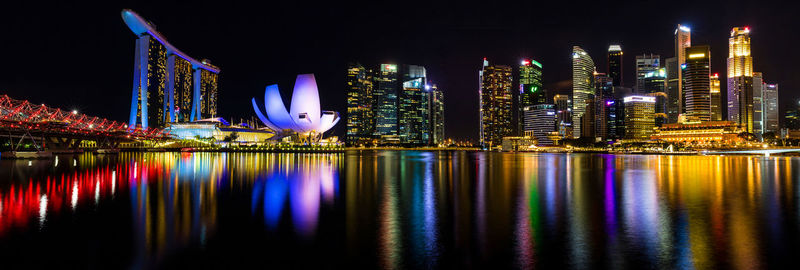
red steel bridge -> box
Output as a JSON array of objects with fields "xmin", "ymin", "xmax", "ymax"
[{"xmin": 0, "ymin": 95, "xmax": 169, "ymax": 151}]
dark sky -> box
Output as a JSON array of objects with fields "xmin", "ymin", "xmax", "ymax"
[{"xmin": 1, "ymin": 0, "xmax": 798, "ymax": 141}]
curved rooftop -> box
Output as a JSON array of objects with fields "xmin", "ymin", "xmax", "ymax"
[{"xmin": 121, "ymin": 9, "xmax": 220, "ymax": 73}]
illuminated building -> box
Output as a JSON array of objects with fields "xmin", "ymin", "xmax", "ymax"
[
  {"xmin": 581, "ymin": 98, "xmax": 596, "ymax": 139},
  {"xmin": 594, "ymin": 73, "xmax": 613, "ymax": 140},
  {"xmin": 710, "ymin": 73, "xmax": 722, "ymax": 121},
  {"xmin": 166, "ymin": 118, "xmax": 274, "ymax": 142},
  {"xmin": 501, "ymin": 136, "xmax": 536, "ymax": 151},
  {"xmin": 479, "ymin": 58, "xmax": 513, "ymax": 148},
  {"xmin": 608, "ymin": 45, "xmax": 623, "ymax": 87},
  {"xmin": 518, "ymin": 59, "xmax": 544, "ymax": 134},
  {"xmin": 667, "ymin": 24, "xmax": 691, "ymax": 123},
  {"xmin": 682, "ymin": 45, "xmax": 711, "ymax": 122},
  {"xmin": 763, "ymin": 83, "xmax": 779, "ymax": 133},
  {"xmin": 636, "ymin": 53, "xmax": 660, "ymax": 92},
  {"xmin": 727, "ymin": 27, "xmax": 754, "ymax": 132},
  {"xmin": 345, "ymin": 63, "xmax": 374, "ymax": 145},
  {"xmin": 122, "ymin": 9, "xmax": 220, "ymax": 129},
  {"xmin": 522, "ymin": 104, "xmax": 556, "ymax": 146},
  {"xmin": 651, "ymin": 121, "xmax": 744, "ymax": 145},
  {"xmin": 251, "ymin": 74, "xmax": 341, "ymax": 143},
  {"xmin": 431, "ymin": 84, "xmax": 445, "ymax": 145},
  {"xmin": 643, "ymin": 68, "xmax": 667, "ymax": 126},
  {"xmin": 624, "ymin": 95, "xmax": 655, "ymax": 140},
  {"xmin": 374, "ymin": 64, "xmax": 400, "ymax": 142},
  {"xmin": 554, "ymin": 94, "xmax": 573, "ymax": 138},
  {"xmin": 572, "ymin": 46, "xmax": 595, "ymax": 138},
  {"xmin": 399, "ymin": 65, "xmax": 430, "ymax": 145},
  {"xmin": 785, "ymin": 102, "xmax": 800, "ymax": 130},
  {"xmin": 753, "ymin": 72, "xmax": 764, "ymax": 135}
]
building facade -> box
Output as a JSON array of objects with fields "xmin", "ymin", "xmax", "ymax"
[
  {"xmin": 399, "ymin": 65, "xmax": 430, "ymax": 144},
  {"xmin": 518, "ymin": 59, "xmax": 544, "ymax": 134},
  {"xmin": 572, "ymin": 46, "xmax": 595, "ymax": 138},
  {"xmin": 122, "ymin": 10, "xmax": 220, "ymax": 130},
  {"xmin": 374, "ymin": 64, "xmax": 400, "ymax": 142},
  {"xmin": 652, "ymin": 121, "xmax": 744, "ymax": 145},
  {"xmin": 636, "ymin": 53, "xmax": 660, "ymax": 92},
  {"xmin": 431, "ymin": 85, "xmax": 445, "ymax": 145},
  {"xmin": 624, "ymin": 95, "xmax": 656, "ymax": 140},
  {"xmin": 727, "ymin": 27, "xmax": 754, "ymax": 132},
  {"xmin": 522, "ymin": 104, "xmax": 556, "ymax": 146},
  {"xmin": 665, "ymin": 57, "xmax": 680, "ymax": 123},
  {"xmin": 608, "ymin": 45, "xmax": 623, "ymax": 87},
  {"xmin": 710, "ymin": 73, "xmax": 722, "ymax": 121},
  {"xmin": 763, "ymin": 83, "xmax": 779, "ymax": 133},
  {"xmin": 671, "ymin": 24, "xmax": 692, "ymax": 122},
  {"xmin": 682, "ymin": 45, "xmax": 712, "ymax": 122},
  {"xmin": 554, "ymin": 94, "xmax": 573, "ymax": 139},
  {"xmin": 345, "ymin": 63, "xmax": 375, "ymax": 145},
  {"xmin": 479, "ymin": 59, "xmax": 514, "ymax": 148},
  {"xmin": 753, "ymin": 72, "xmax": 764, "ymax": 134}
]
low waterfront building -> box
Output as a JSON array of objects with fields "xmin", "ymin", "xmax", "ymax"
[
  {"xmin": 651, "ymin": 121, "xmax": 744, "ymax": 145},
  {"xmin": 501, "ymin": 136, "xmax": 536, "ymax": 151},
  {"xmin": 166, "ymin": 118, "xmax": 274, "ymax": 143},
  {"xmin": 623, "ymin": 95, "xmax": 655, "ymax": 140}
]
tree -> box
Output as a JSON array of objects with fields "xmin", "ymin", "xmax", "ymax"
[
  {"xmin": 223, "ymin": 132, "xmax": 239, "ymax": 143},
  {"xmin": 762, "ymin": 131, "xmax": 777, "ymax": 143},
  {"xmin": 737, "ymin": 132, "xmax": 756, "ymax": 142}
]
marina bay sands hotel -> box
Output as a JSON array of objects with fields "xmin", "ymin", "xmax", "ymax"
[{"xmin": 121, "ymin": 9, "xmax": 220, "ymax": 129}]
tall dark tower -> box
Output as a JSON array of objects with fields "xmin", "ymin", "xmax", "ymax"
[{"xmin": 608, "ymin": 45, "xmax": 623, "ymax": 87}]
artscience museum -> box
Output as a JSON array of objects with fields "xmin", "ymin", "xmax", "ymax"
[{"xmin": 252, "ymin": 74, "xmax": 340, "ymax": 143}]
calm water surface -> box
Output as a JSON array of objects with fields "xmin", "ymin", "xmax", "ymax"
[{"xmin": 0, "ymin": 151, "xmax": 798, "ymax": 269}]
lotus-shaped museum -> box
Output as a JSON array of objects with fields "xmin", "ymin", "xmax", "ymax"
[{"xmin": 252, "ymin": 74, "xmax": 340, "ymax": 140}]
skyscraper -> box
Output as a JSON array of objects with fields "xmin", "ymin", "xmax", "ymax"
[
  {"xmin": 430, "ymin": 84, "xmax": 445, "ymax": 145},
  {"xmin": 554, "ymin": 94, "xmax": 573, "ymax": 139},
  {"xmin": 345, "ymin": 62, "xmax": 375, "ymax": 145},
  {"xmin": 636, "ymin": 54, "xmax": 661, "ymax": 92},
  {"xmin": 753, "ymin": 72, "xmax": 764, "ymax": 134},
  {"xmin": 122, "ymin": 10, "xmax": 221, "ymax": 129},
  {"xmin": 668, "ymin": 24, "xmax": 691, "ymax": 123},
  {"xmin": 624, "ymin": 95, "xmax": 656, "ymax": 140},
  {"xmin": 727, "ymin": 27, "xmax": 754, "ymax": 132},
  {"xmin": 522, "ymin": 104, "xmax": 556, "ymax": 146},
  {"xmin": 594, "ymin": 73, "xmax": 613, "ymax": 140},
  {"xmin": 608, "ymin": 45, "xmax": 623, "ymax": 87},
  {"xmin": 479, "ymin": 59, "xmax": 514, "ymax": 148},
  {"xmin": 710, "ymin": 73, "xmax": 722, "ymax": 121},
  {"xmin": 572, "ymin": 46, "xmax": 595, "ymax": 138},
  {"xmin": 763, "ymin": 83, "xmax": 779, "ymax": 133},
  {"xmin": 682, "ymin": 45, "xmax": 711, "ymax": 122},
  {"xmin": 374, "ymin": 64, "xmax": 400, "ymax": 142},
  {"xmin": 518, "ymin": 59, "xmax": 544, "ymax": 134},
  {"xmin": 399, "ymin": 65, "xmax": 429, "ymax": 145},
  {"xmin": 644, "ymin": 68, "xmax": 667, "ymax": 126}
]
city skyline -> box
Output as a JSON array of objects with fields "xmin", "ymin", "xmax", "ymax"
[{"xmin": 1, "ymin": 1, "xmax": 796, "ymax": 141}]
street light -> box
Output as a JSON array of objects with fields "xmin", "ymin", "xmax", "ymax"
[{"xmin": 72, "ymin": 110, "xmax": 78, "ymax": 115}]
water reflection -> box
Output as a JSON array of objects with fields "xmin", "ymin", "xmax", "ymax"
[{"xmin": 0, "ymin": 152, "xmax": 798, "ymax": 268}]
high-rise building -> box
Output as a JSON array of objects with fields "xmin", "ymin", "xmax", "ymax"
[
  {"xmin": 636, "ymin": 54, "xmax": 661, "ymax": 92},
  {"xmin": 643, "ymin": 68, "xmax": 667, "ymax": 126},
  {"xmin": 430, "ymin": 84, "xmax": 445, "ymax": 145},
  {"xmin": 682, "ymin": 45, "xmax": 712, "ymax": 122},
  {"xmin": 399, "ymin": 65, "xmax": 430, "ymax": 145},
  {"xmin": 727, "ymin": 27, "xmax": 754, "ymax": 132},
  {"xmin": 522, "ymin": 104, "xmax": 556, "ymax": 146},
  {"xmin": 763, "ymin": 83, "xmax": 779, "ymax": 133},
  {"xmin": 665, "ymin": 57, "xmax": 680, "ymax": 123},
  {"xmin": 753, "ymin": 72, "xmax": 764, "ymax": 134},
  {"xmin": 710, "ymin": 73, "xmax": 722, "ymax": 121},
  {"xmin": 345, "ymin": 63, "xmax": 375, "ymax": 145},
  {"xmin": 374, "ymin": 64, "xmax": 400, "ymax": 142},
  {"xmin": 581, "ymin": 98, "xmax": 596, "ymax": 139},
  {"xmin": 554, "ymin": 95, "xmax": 573, "ymax": 139},
  {"xmin": 122, "ymin": 10, "xmax": 221, "ymax": 129},
  {"xmin": 668, "ymin": 24, "xmax": 691, "ymax": 123},
  {"xmin": 594, "ymin": 73, "xmax": 613, "ymax": 140},
  {"xmin": 479, "ymin": 59, "xmax": 514, "ymax": 148},
  {"xmin": 518, "ymin": 59, "xmax": 544, "ymax": 134},
  {"xmin": 572, "ymin": 46, "xmax": 595, "ymax": 138},
  {"xmin": 624, "ymin": 95, "xmax": 656, "ymax": 140},
  {"xmin": 608, "ymin": 45, "xmax": 623, "ymax": 87},
  {"xmin": 785, "ymin": 101, "xmax": 800, "ymax": 130}
]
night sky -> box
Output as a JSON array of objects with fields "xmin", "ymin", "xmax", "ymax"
[{"xmin": 1, "ymin": 0, "xmax": 798, "ymax": 141}]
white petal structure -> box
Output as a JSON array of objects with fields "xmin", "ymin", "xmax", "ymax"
[{"xmin": 252, "ymin": 74, "xmax": 340, "ymax": 136}]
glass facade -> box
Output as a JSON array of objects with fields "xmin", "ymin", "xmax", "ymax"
[
  {"xmin": 727, "ymin": 27, "xmax": 754, "ymax": 132},
  {"xmin": 431, "ymin": 85, "xmax": 445, "ymax": 145},
  {"xmin": 399, "ymin": 67, "xmax": 430, "ymax": 145},
  {"xmin": 479, "ymin": 59, "xmax": 513, "ymax": 147},
  {"xmin": 608, "ymin": 45, "xmax": 623, "ymax": 87},
  {"xmin": 682, "ymin": 45, "xmax": 712, "ymax": 122},
  {"xmin": 635, "ymin": 54, "xmax": 660, "ymax": 92},
  {"xmin": 624, "ymin": 96, "xmax": 656, "ymax": 140},
  {"xmin": 345, "ymin": 63, "xmax": 375, "ymax": 145},
  {"xmin": 374, "ymin": 64, "xmax": 399, "ymax": 139},
  {"xmin": 572, "ymin": 46, "xmax": 595, "ymax": 139}
]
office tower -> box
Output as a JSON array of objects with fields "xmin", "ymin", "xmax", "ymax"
[
  {"xmin": 373, "ymin": 64, "xmax": 400, "ymax": 142},
  {"xmin": 682, "ymin": 45, "xmax": 712, "ymax": 122},
  {"xmin": 624, "ymin": 95, "xmax": 656, "ymax": 139},
  {"xmin": 753, "ymin": 72, "xmax": 764, "ymax": 134},
  {"xmin": 763, "ymin": 83, "xmax": 779, "ymax": 133},
  {"xmin": 710, "ymin": 73, "xmax": 722, "ymax": 121},
  {"xmin": 518, "ymin": 59, "xmax": 544, "ymax": 134},
  {"xmin": 581, "ymin": 98, "xmax": 596, "ymax": 138},
  {"xmin": 636, "ymin": 54, "xmax": 661, "ymax": 92},
  {"xmin": 479, "ymin": 58, "xmax": 514, "ymax": 147},
  {"xmin": 554, "ymin": 94, "xmax": 573, "ymax": 138},
  {"xmin": 345, "ymin": 63, "xmax": 375, "ymax": 145},
  {"xmin": 666, "ymin": 24, "xmax": 691, "ymax": 123},
  {"xmin": 572, "ymin": 46, "xmax": 595, "ymax": 138},
  {"xmin": 614, "ymin": 98, "xmax": 626, "ymax": 139},
  {"xmin": 727, "ymin": 27, "xmax": 754, "ymax": 132},
  {"xmin": 430, "ymin": 84, "xmax": 445, "ymax": 145},
  {"xmin": 608, "ymin": 45, "xmax": 623, "ymax": 87},
  {"xmin": 594, "ymin": 73, "xmax": 613, "ymax": 140},
  {"xmin": 643, "ymin": 68, "xmax": 667, "ymax": 126},
  {"xmin": 785, "ymin": 101, "xmax": 800, "ymax": 130},
  {"xmin": 665, "ymin": 57, "xmax": 680, "ymax": 123},
  {"xmin": 122, "ymin": 10, "xmax": 220, "ymax": 129},
  {"xmin": 398, "ymin": 65, "xmax": 429, "ymax": 145},
  {"xmin": 522, "ymin": 104, "xmax": 556, "ymax": 145}
]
